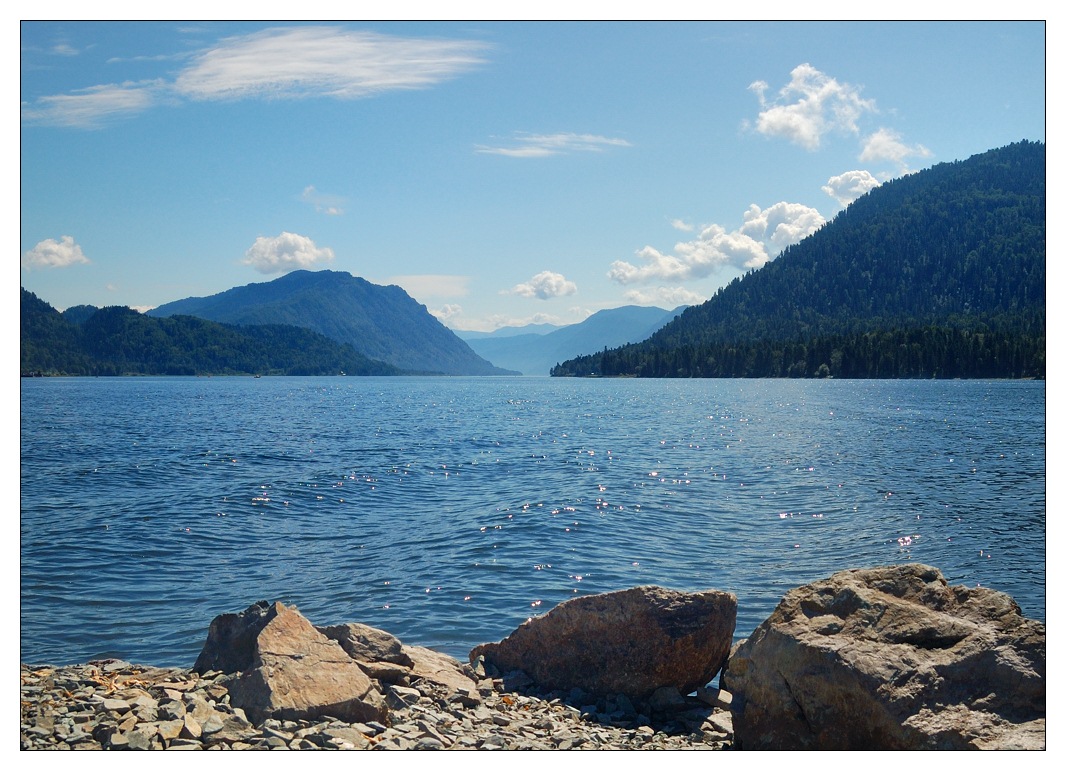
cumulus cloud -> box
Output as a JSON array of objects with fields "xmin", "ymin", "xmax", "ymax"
[
  {"xmin": 860, "ymin": 128, "xmax": 932, "ymax": 173},
  {"xmin": 477, "ymin": 132, "xmax": 631, "ymax": 157},
  {"xmin": 609, "ymin": 202, "xmax": 825, "ymax": 285},
  {"xmin": 430, "ymin": 303, "xmax": 464, "ymax": 321},
  {"xmin": 22, "ymin": 235, "xmax": 91, "ymax": 269},
  {"xmin": 748, "ymin": 63, "xmax": 876, "ymax": 151},
  {"xmin": 242, "ymin": 232, "xmax": 334, "ymax": 274},
  {"xmin": 301, "ymin": 185, "xmax": 345, "ymax": 216},
  {"xmin": 23, "ymin": 26, "xmax": 489, "ymax": 128},
  {"xmin": 507, "ymin": 270, "xmax": 578, "ymax": 299},
  {"xmin": 821, "ymin": 169, "xmax": 881, "ymax": 206}
]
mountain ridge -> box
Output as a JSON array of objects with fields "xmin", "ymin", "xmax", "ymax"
[{"xmin": 149, "ymin": 270, "xmax": 517, "ymax": 376}]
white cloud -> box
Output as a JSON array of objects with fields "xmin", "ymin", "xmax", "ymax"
[
  {"xmin": 507, "ymin": 270, "xmax": 578, "ymax": 299},
  {"xmin": 860, "ymin": 128, "xmax": 932, "ymax": 173},
  {"xmin": 22, "ymin": 235, "xmax": 91, "ymax": 269},
  {"xmin": 174, "ymin": 27, "xmax": 488, "ymax": 101},
  {"xmin": 20, "ymin": 81, "xmax": 160, "ymax": 128},
  {"xmin": 23, "ymin": 26, "xmax": 489, "ymax": 128},
  {"xmin": 477, "ymin": 132, "xmax": 631, "ymax": 157},
  {"xmin": 749, "ymin": 63, "xmax": 876, "ymax": 151},
  {"xmin": 622, "ymin": 286, "xmax": 706, "ymax": 306},
  {"xmin": 670, "ymin": 219, "xmax": 695, "ymax": 232},
  {"xmin": 301, "ymin": 185, "xmax": 345, "ymax": 216},
  {"xmin": 430, "ymin": 303, "xmax": 464, "ymax": 322},
  {"xmin": 608, "ymin": 202, "xmax": 825, "ymax": 285},
  {"xmin": 822, "ymin": 169, "xmax": 882, "ymax": 206},
  {"xmin": 242, "ymin": 232, "xmax": 334, "ymax": 274},
  {"xmin": 390, "ymin": 275, "xmax": 470, "ymax": 299}
]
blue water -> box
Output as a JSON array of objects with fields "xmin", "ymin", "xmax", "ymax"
[{"xmin": 20, "ymin": 377, "xmax": 1045, "ymax": 667}]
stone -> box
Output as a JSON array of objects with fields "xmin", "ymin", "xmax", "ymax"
[
  {"xmin": 470, "ymin": 585, "xmax": 737, "ymax": 702},
  {"xmin": 208, "ymin": 601, "xmax": 388, "ymax": 726},
  {"xmin": 317, "ymin": 622, "xmax": 414, "ymax": 667},
  {"xmin": 404, "ymin": 644, "xmax": 481, "ymax": 703},
  {"xmin": 193, "ymin": 600, "xmax": 275, "ymax": 675},
  {"xmin": 723, "ymin": 564, "xmax": 1046, "ymax": 750}
]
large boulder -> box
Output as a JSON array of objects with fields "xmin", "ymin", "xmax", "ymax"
[
  {"xmin": 723, "ymin": 564, "xmax": 1045, "ymax": 750},
  {"xmin": 194, "ymin": 602, "xmax": 387, "ymax": 726},
  {"xmin": 469, "ymin": 585, "xmax": 737, "ymax": 703}
]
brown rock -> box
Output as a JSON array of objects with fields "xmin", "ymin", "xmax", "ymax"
[
  {"xmin": 317, "ymin": 622, "xmax": 413, "ymax": 667},
  {"xmin": 723, "ymin": 564, "xmax": 1046, "ymax": 750},
  {"xmin": 470, "ymin": 585, "xmax": 737, "ymax": 702},
  {"xmin": 202, "ymin": 601, "xmax": 387, "ymax": 726}
]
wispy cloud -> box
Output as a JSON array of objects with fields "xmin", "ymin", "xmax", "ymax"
[
  {"xmin": 301, "ymin": 185, "xmax": 346, "ymax": 216},
  {"xmin": 22, "ymin": 26, "xmax": 490, "ymax": 128},
  {"xmin": 477, "ymin": 132, "xmax": 631, "ymax": 158},
  {"xmin": 670, "ymin": 219, "xmax": 695, "ymax": 232},
  {"xmin": 174, "ymin": 27, "xmax": 489, "ymax": 101},
  {"xmin": 242, "ymin": 231, "xmax": 334, "ymax": 274},
  {"xmin": 608, "ymin": 201, "xmax": 825, "ymax": 285},
  {"xmin": 506, "ymin": 270, "xmax": 578, "ymax": 299},
  {"xmin": 21, "ymin": 81, "xmax": 162, "ymax": 128},
  {"xmin": 22, "ymin": 235, "xmax": 91, "ymax": 270},
  {"xmin": 822, "ymin": 169, "xmax": 881, "ymax": 206},
  {"xmin": 622, "ymin": 286, "xmax": 706, "ymax": 307},
  {"xmin": 389, "ymin": 275, "xmax": 470, "ymax": 299},
  {"xmin": 747, "ymin": 63, "xmax": 876, "ymax": 151}
]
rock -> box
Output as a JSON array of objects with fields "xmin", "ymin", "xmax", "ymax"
[
  {"xmin": 205, "ymin": 601, "xmax": 388, "ymax": 726},
  {"xmin": 469, "ymin": 585, "xmax": 737, "ymax": 702},
  {"xmin": 722, "ymin": 564, "xmax": 1046, "ymax": 750},
  {"xmin": 404, "ymin": 644, "xmax": 481, "ymax": 703},
  {"xmin": 192, "ymin": 600, "xmax": 275, "ymax": 675},
  {"xmin": 317, "ymin": 622, "xmax": 413, "ymax": 667}
]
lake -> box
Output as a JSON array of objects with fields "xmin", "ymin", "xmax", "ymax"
[{"xmin": 20, "ymin": 376, "xmax": 1045, "ymax": 667}]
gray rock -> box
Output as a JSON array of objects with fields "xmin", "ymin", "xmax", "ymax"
[{"xmin": 723, "ymin": 564, "xmax": 1046, "ymax": 750}]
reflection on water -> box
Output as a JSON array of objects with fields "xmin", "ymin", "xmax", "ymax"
[{"xmin": 21, "ymin": 377, "xmax": 1045, "ymax": 666}]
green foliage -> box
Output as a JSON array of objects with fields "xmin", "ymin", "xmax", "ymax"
[
  {"xmin": 20, "ymin": 289, "xmax": 403, "ymax": 377},
  {"xmin": 552, "ymin": 142, "xmax": 1045, "ymax": 380}
]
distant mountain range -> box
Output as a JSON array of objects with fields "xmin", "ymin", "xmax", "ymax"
[
  {"xmin": 148, "ymin": 270, "xmax": 516, "ymax": 376},
  {"xmin": 553, "ymin": 141, "xmax": 1045, "ymax": 379},
  {"xmin": 460, "ymin": 306, "xmax": 685, "ymax": 375}
]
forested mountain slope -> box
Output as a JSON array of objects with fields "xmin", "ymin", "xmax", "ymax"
[
  {"xmin": 552, "ymin": 141, "xmax": 1044, "ymax": 379},
  {"xmin": 149, "ymin": 270, "xmax": 515, "ymax": 376}
]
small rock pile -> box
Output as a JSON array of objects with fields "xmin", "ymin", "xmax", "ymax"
[{"xmin": 20, "ymin": 659, "xmax": 733, "ymax": 750}]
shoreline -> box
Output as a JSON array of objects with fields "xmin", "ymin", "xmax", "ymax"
[{"xmin": 20, "ymin": 659, "xmax": 732, "ymax": 751}]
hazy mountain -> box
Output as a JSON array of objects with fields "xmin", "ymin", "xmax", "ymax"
[
  {"xmin": 553, "ymin": 141, "xmax": 1045, "ymax": 379},
  {"xmin": 149, "ymin": 270, "xmax": 517, "ymax": 376},
  {"xmin": 455, "ymin": 322, "xmax": 564, "ymax": 340},
  {"xmin": 21, "ymin": 288, "xmax": 402, "ymax": 377},
  {"xmin": 464, "ymin": 305, "xmax": 686, "ymax": 375}
]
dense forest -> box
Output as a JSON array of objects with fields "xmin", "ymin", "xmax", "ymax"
[
  {"xmin": 20, "ymin": 289, "xmax": 403, "ymax": 377},
  {"xmin": 552, "ymin": 141, "xmax": 1045, "ymax": 379}
]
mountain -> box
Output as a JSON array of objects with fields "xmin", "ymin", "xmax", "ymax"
[
  {"xmin": 552, "ymin": 141, "xmax": 1045, "ymax": 379},
  {"xmin": 464, "ymin": 305, "xmax": 686, "ymax": 375},
  {"xmin": 21, "ymin": 288, "xmax": 402, "ymax": 376},
  {"xmin": 148, "ymin": 270, "xmax": 517, "ymax": 376},
  {"xmin": 455, "ymin": 322, "xmax": 564, "ymax": 340}
]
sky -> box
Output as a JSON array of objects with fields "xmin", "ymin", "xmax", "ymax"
[{"xmin": 19, "ymin": 19, "xmax": 1048, "ymax": 333}]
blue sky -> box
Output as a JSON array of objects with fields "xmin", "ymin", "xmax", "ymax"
[{"xmin": 20, "ymin": 20, "xmax": 1047, "ymax": 332}]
